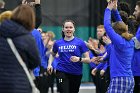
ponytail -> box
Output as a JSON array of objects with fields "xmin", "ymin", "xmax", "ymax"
[{"xmin": 121, "ymin": 32, "xmax": 134, "ymax": 40}]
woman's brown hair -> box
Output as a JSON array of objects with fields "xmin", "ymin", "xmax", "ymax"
[
  {"xmin": 11, "ymin": 4, "xmax": 35, "ymax": 31},
  {"xmin": 112, "ymin": 21, "xmax": 133, "ymax": 40}
]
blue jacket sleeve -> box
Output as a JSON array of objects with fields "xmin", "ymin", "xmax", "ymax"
[
  {"xmin": 89, "ymin": 51, "xmax": 97, "ymax": 69},
  {"xmin": 136, "ymin": 27, "xmax": 140, "ymax": 42},
  {"xmin": 89, "ymin": 62, "xmax": 97, "ymax": 69},
  {"xmin": 96, "ymin": 63, "xmax": 105, "ymax": 70},
  {"xmin": 102, "ymin": 63, "xmax": 108, "ymax": 71},
  {"xmin": 105, "ymin": 44, "xmax": 111, "ymax": 60},
  {"xmin": 104, "ymin": 8, "xmax": 125, "ymax": 47},
  {"xmin": 112, "ymin": 9, "xmax": 122, "ymax": 22}
]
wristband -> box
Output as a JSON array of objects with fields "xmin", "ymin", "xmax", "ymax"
[{"xmin": 79, "ymin": 57, "xmax": 82, "ymax": 62}]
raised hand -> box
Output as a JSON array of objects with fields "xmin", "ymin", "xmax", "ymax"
[
  {"xmin": 102, "ymin": 36, "xmax": 111, "ymax": 45},
  {"xmin": 35, "ymin": 0, "xmax": 40, "ymax": 4},
  {"xmin": 47, "ymin": 65, "xmax": 53, "ymax": 75},
  {"xmin": 22, "ymin": 0, "xmax": 27, "ymax": 4},
  {"xmin": 100, "ymin": 69, "xmax": 105, "ymax": 76},
  {"xmin": 22, "ymin": 0, "xmax": 36, "ymax": 6},
  {"xmin": 96, "ymin": 56, "xmax": 104, "ymax": 63},
  {"xmin": 91, "ymin": 57, "xmax": 99, "ymax": 64},
  {"xmin": 107, "ymin": 0, "xmax": 116, "ymax": 10},
  {"xmin": 113, "ymin": 0, "xmax": 118, "ymax": 10}
]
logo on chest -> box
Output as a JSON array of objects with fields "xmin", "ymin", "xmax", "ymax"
[{"xmin": 59, "ymin": 45, "xmax": 77, "ymax": 52}]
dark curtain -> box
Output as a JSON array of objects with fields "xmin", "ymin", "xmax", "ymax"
[
  {"xmin": 4, "ymin": 0, "xmax": 138, "ymax": 27},
  {"xmin": 41, "ymin": 0, "xmax": 90, "ymax": 26}
]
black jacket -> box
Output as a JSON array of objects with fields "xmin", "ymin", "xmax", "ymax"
[{"xmin": 0, "ymin": 20, "xmax": 40, "ymax": 93}]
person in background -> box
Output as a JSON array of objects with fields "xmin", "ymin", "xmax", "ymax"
[
  {"xmin": 118, "ymin": 1, "xmax": 138, "ymax": 35},
  {"xmin": 41, "ymin": 31, "xmax": 55, "ymax": 93},
  {"xmin": 87, "ymin": 25, "xmax": 110, "ymax": 93},
  {"xmin": 132, "ymin": 1, "xmax": 140, "ymax": 93},
  {"xmin": 0, "ymin": 4, "xmax": 40, "ymax": 93},
  {"xmin": 118, "ymin": 2, "xmax": 131, "ymax": 16},
  {"xmin": 119, "ymin": 11, "xmax": 128, "ymax": 25},
  {"xmin": 43, "ymin": 31, "xmax": 60, "ymax": 93},
  {"xmin": 32, "ymin": 29, "xmax": 50, "ymax": 93},
  {"xmin": 46, "ymin": 31, "xmax": 56, "ymax": 53},
  {"xmin": 22, "ymin": 0, "xmax": 42, "ymax": 28},
  {"xmin": 103, "ymin": 0, "xmax": 134, "ymax": 93},
  {"xmin": 22, "ymin": 1, "xmax": 49, "ymax": 93},
  {"xmin": 47, "ymin": 19, "xmax": 90, "ymax": 93}
]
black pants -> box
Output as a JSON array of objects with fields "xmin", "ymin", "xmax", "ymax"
[
  {"xmin": 134, "ymin": 76, "xmax": 140, "ymax": 93},
  {"xmin": 91, "ymin": 68, "xmax": 110, "ymax": 93},
  {"xmin": 95, "ymin": 70, "xmax": 105, "ymax": 93},
  {"xmin": 45, "ymin": 72, "xmax": 55, "ymax": 93},
  {"xmin": 56, "ymin": 76, "xmax": 61, "ymax": 92},
  {"xmin": 34, "ymin": 70, "xmax": 55, "ymax": 93},
  {"xmin": 56, "ymin": 70, "xmax": 82, "ymax": 93},
  {"xmin": 34, "ymin": 75, "xmax": 49, "ymax": 93},
  {"xmin": 104, "ymin": 67, "xmax": 110, "ymax": 92}
]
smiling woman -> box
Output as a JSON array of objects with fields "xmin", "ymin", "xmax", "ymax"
[{"xmin": 47, "ymin": 19, "xmax": 90, "ymax": 93}]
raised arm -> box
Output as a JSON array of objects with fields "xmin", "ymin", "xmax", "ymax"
[
  {"xmin": 111, "ymin": 1, "xmax": 122, "ymax": 22},
  {"xmin": 104, "ymin": 1, "xmax": 125, "ymax": 45},
  {"xmin": 112, "ymin": 9, "xmax": 122, "ymax": 22},
  {"xmin": 35, "ymin": 0, "xmax": 42, "ymax": 28}
]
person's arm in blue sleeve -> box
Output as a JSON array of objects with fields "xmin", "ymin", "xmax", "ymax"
[
  {"xmin": 44, "ymin": 47, "xmax": 48, "ymax": 53},
  {"xmin": 89, "ymin": 62, "xmax": 97, "ymax": 69},
  {"xmin": 102, "ymin": 62, "xmax": 108, "ymax": 71},
  {"xmin": 89, "ymin": 51, "xmax": 97, "ymax": 69},
  {"xmin": 104, "ymin": 8, "xmax": 124, "ymax": 46},
  {"xmin": 105, "ymin": 43, "xmax": 111, "ymax": 57},
  {"xmin": 35, "ymin": 0, "xmax": 42, "ymax": 28},
  {"xmin": 103, "ymin": 54, "xmax": 109, "ymax": 61},
  {"xmin": 98, "ymin": 52, "xmax": 104, "ymax": 56},
  {"xmin": 103, "ymin": 51, "xmax": 109, "ymax": 62},
  {"xmin": 96, "ymin": 63, "xmax": 105, "ymax": 70},
  {"xmin": 112, "ymin": 9, "xmax": 122, "ymax": 22}
]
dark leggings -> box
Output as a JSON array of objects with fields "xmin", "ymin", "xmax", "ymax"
[
  {"xmin": 34, "ymin": 71, "xmax": 55, "ymax": 93},
  {"xmin": 56, "ymin": 70, "xmax": 82, "ymax": 93}
]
